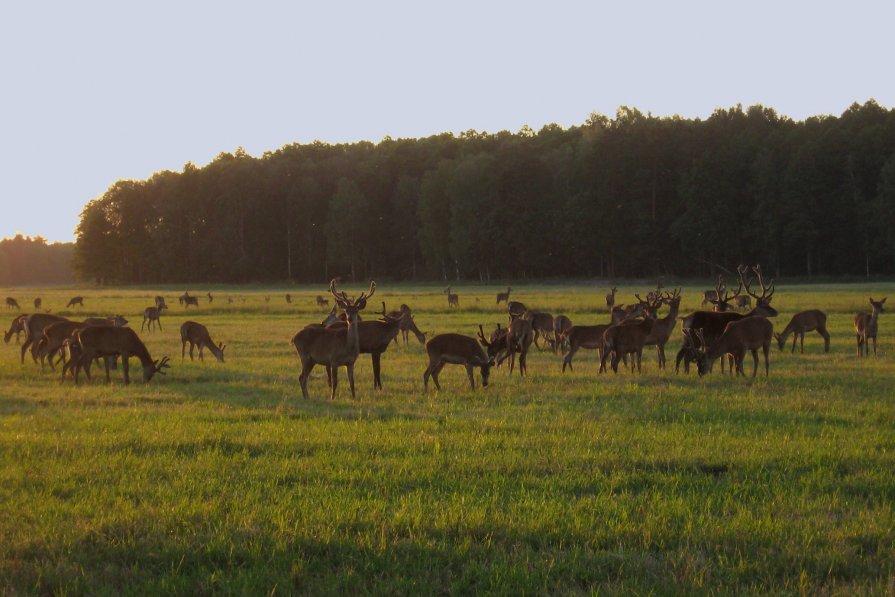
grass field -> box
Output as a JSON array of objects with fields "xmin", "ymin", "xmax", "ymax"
[{"xmin": 1, "ymin": 283, "xmax": 894, "ymax": 595}]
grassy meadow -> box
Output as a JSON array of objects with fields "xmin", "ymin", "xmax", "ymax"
[{"xmin": 1, "ymin": 282, "xmax": 895, "ymax": 595}]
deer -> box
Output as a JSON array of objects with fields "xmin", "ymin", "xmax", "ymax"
[
  {"xmin": 36, "ymin": 320, "xmax": 122, "ymax": 376},
  {"xmin": 444, "ymin": 286, "xmax": 459, "ymax": 308},
  {"xmin": 502, "ymin": 312, "xmax": 533, "ymax": 376},
  {"xmin": 70, "ymin": 326, "xmax": 170, "ymax": 385},
  {"xmin": 676, "ymin": 265, "xmax": 777, "ymax": 373},
  {"xmin": 600, "ymin": 291, "xmax": 665, "ymax": 374},
  {"xmin": 701, "ymin": 289, "xmax": 719, "ymax": 306},
  {"xmin": 183, "ymin": 295, "xmax": 199, "ymax": 308},
  {"xmin": 20, "ymin": 313, "xmax": 68, "ymax": 364},
  {"xmin": 33, "ymin": 298, "xmax": 42, "ymax": 311},
  {"xmin": 285, "ymin": 293, "xmax": 292, "ymax": 304},
  {"xmin": 154, "ymin": 296, "xmax": 168, "ymax": 310},
  {"xmin": 316, "ymin": 295, "xmax": 330, "ymax": 308},
  {"xmin": 521, "ymin": 310, "xmax": 555, "ymax": 351},
  {"xmin": 142, "ymin": 306, "xmax": 164, "ymax": 331},
  {"xmin": 552, "ymin": 315, "xmax": 573, "ymax": 353},
  {"xmin": 6, "ymin": 297, "xmax": 20, "ymax": 310},
  {"xmin": 4, "ymin": 314, "xmax": 28, "ymax": 344},
  {"xmin": 84, "ymin": 315, "xmax": 128, "ymax": 327},
  {"xmin": 290, "ymin": 280, "xmax": 375, "ymax": 400},
  {"xmin": 694, "ymin": 317, "xmax": 774, "ymax": 377},
  {"xmin": 735, "ymin": 295, "xmax": 752, "ymax": 311},
  {"xmin": 381, "ymin": 302, "xmax": 426, "ymax": 345},
  {"xmin": 496, "ymin": 287, "xmax": 512, "ymax": 304},
  {"xmin": 605, "ymin": 287, "xmax": 617, "ymax": 310},
  {"xmin": 507, "ymin": 301, "xmax": 527, "ymax": 319},
  {"xmin": 707, "ymin": 275, "xmax": 742, "ymax": 312},
  {"xmin": 477, "ymin": 324, "xmax": 510, "ymax": 364},
  {"xmin": 774, "ymin": 310, "xmax": 830, "ymax": 353},
  {"xmin": 562, "ymin": 304, "xmax": 645, "ymax": 372},
  {"xmin": 855, "ymin": 298, "xmax": 886, "ymax": 357},
  {"xmin": 423, "ymin": 332, "xmax": 494, "ymax": 391},
  {"xmin": 206, "ymin": 292, "xmax": 214, "ymax": 304},
  {"xmin": 180, "ymin": 321, "xmax": 226, "ymax": 362},
  {"xmin": 66, "ymin": 296, "xmax": 84, "ymax": 309},
  {"xmin": 320, "ymin": 316, "xmax": 403, "ymax": 390},
  {"xmin": 637, "ymin": 287, "xmax": 683, "ymax": 369}
]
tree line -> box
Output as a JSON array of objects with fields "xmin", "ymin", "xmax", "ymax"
[
  {"xmin": 0, "ymin": 235, "xmax": 74, "ymax": 286},
  {"xmin": 73, "ymin": 100, "xmax": 895, "ymax": 284}
]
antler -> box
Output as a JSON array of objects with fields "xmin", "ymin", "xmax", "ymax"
[
  {"xmin": 356, "ymin": 281, "xmax": 376, "ymax": 303},
  {"xmin": 751, "ymin": 265, "xmax": 774, "ymax": 300},
  {"xmin": 329, "ymin": 279, "xmax": 350, "ymax": 306},
  {"xmin": 153, "ymin": 356, "xmax": 171, "ymax": 375},
  {"xmin": 477, "ymin": 324, "xmax": 491, "ymax": 347}
]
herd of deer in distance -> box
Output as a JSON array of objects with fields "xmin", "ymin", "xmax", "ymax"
[{"xmin": 1, "ymin": 265, "xmax": 887, "ymax": 399}]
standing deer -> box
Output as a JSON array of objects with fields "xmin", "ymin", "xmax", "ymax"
[
  {"xmin": 552, "ymin": 315, "xmax": 573, "ymax": 353},
  {"xmin": 183, "ymin": 295, "xmax": 199, "ymax": 308},
  {"xmin": 316, "ymin": 295, "xmax": 330, "ymax": 308},
  {"xmin": 154, "ymin": 296, "xmax": 168, "ymax": 310},
  {"xmin": 444, "ymin": 286, "xmax": 459, "ymax": 308},
  {"xmin": 20, "ymin": 313, "xmax": 67, "ymax": 364},
  {"xmin": 180, "ymin": 321, "xmax": 226, "ymax": 362},
  {"xmin": 70, "ymin": 326, "xmax": 170, "ymax": 385},
  {"xmin": 206, "ymin": 292, "xmax": 214, "ymax": 304},
  {"xmin": 774, "ymin": 310, "xmax": 830, "ymax": 353},
  {"xmin": 735, "ymin": 295, "xmax": 752, "ymax": 311},
  {"xmin": 600, "ymin": 291, "xmax": 664, "ymax": 374},
  {"xmin": 605, "ymin": 287, "xmax": 617, "ymax": 310},
  {"xmin": 507, "ymin": 301, "xmax": 527, "ymax": 319},
  {"xmin": 423, "ymin": 332, "xmax": 494, "ymax": 391},
  {"xmin": 855, "ymin": 298, "xmax": 886, "ymax": 357},
  {"xmin": 708, "ymin": 275, "xmax": 743, "ymax": 312},
  {"xmin": 320, "ymin": 317, "xmax": 403, "ymax": 390},
  {"xmin": 291, "ymin": 280, "xmax": 375, "ymax": 400},
  {"xmin": 66, "ymin": 296, "xmax": 84, "ymax": 309},
  {"xmin": 285, "ymin": 293, "xmax": 292, "ymax": 304},
  {"xmin": 33, "ymin": 298, "xmax": 42, "ymax": 311},
  {"xmin": 562, "ymin": 304, "xmax": 645, "ymax": 372},
  {"xmin": 522, "ymin": 310, "xmax": 555, "ymax": 351},
  {"xmin": 694, "ymin": 317, "xmax": 774, "ymax": 377},
  {"xmin": 142, "ymin": 306, "xmax": 164, "ymax": 331},
  {"xmin": 6, "ymin": 297, "xmax": 20, "ymax": 310},
  {"xmin": 496, "ymin": 287, "xmax": 512, "ymax": 304},
  {"xmin": 503, "ymin": 312, "xmax": 533, "ymax": 376},
  {"xmin": 637, "ymin": 287, "xmax": 682, "ymax": 369}
]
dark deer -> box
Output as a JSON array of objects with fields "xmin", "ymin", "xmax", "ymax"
[
  {"xmin": 507, "ymin": 301, "xmax": 527, "ymax": 319},
  {"xmin": 708, "ymin": 275, "xmax": 743, "ymax": 313},
  {"xmin": 316, "ymin": 295, "xmax": 330, "ymax": 308},
  {"xmin": 637, "ymin": 287, "xmax": 682, "ymax": 369},
  {"xmin": 180, "ymin": 321, "xmax": 226, "ymax": 362},
  {"xmin": 33, "ymin": 298, "xmax": 42, "ymax": 311},
  {"xmin": 4, "ymin": 314, "xmax": 28, "ymax": 344},
  {"xmin": 503, "ymin": 313, "xmax": 533, "ymax": 376},
  {"xmin": 444, "ymin": 286, "xmax": 459, "ymax": 308},
  {"xmin": 423, "ymin": 333, "xmax": 494, "ymax": 390},
  {"xmin": 155, "ymin": 296, "xmax": 168, "ymax": 310},
  {"xmin": 496, "ymin": 287, "xmax": 512, "ymax": 304},
  {"xmin": 381, "ymin": 302, "xmax": 426, "ymax": 345},
  {"xmin": 606, "ymin": 287, "xmax": 617, "ymax": 310},
  {"xmin": 183, "ymin": 295, "xmax": 199, "ymax": 308},
  {"xmin": 694, "ymin": 317, "xmax": 774, "ymax": 377},
  {"xmin": 71, "ymin": 326, "xmax": 170, "ymax": 385},
  {"xmin": 855, "ymin": 298, "xmax": 886, "ymax": 357},
  {"xmin": 285, "ymin": 293, "xmax": 292, "ymax": 304},
  {"xmin": 552, "ymin": 315, "xmax": 573, "ymax": 353},
  {"xmin": 6, "ymin": 297, "xmax": 20, "ymax": 310},
  {"xmin": 522, "ymin": 310, "xmax": 555, "ymax": 351},
  {"xmin": 291, "ymin": 280, "xmax": 375, "ymax": 400},
  {"xmin": 142, "ymin": 306, "xmax": 164, "ymax": 331},
  {"xmin": 66, "ymin": 296, "xmax": 84, "ymax": 308},
  {"xmin": 600, "ymin": 291, "xmax": 664, "ymax": 373},
  {"xmin": 735, "ymin": 295, "xmax": 752, "ymax": 311},
  {"xmin": 321, "ymin": 317, "xmax": 403, "ymax": 390},
  {"xmin": 206, "ymin": 292, "xmax": 214, "ymax": 304},
  {"xmin": 562, "ymin": 304, "xmax": 644, "ymax": 372},
  {"xmin": 774, "ymin": 310, "xmax": 830, "ymax": 353},
  {"xmin": 20, "ymin": 313, "xmax": 67, "ymax": 364}
]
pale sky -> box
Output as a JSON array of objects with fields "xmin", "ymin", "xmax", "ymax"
[{"xmin": 2, "ymin": 0, "xmax": 893, "ymax": 243}]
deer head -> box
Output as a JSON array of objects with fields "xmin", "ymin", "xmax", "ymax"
[
  {"xmin": 329, "ymin": 280, "xmax": 376, "ymax": 323},
  {"xmin": 145, "ymin": 356, "xmax": 171, "ymax": 382},
  {"xmin": 739, "ymin": 264, "xmax": 777, "ymax": 316}
]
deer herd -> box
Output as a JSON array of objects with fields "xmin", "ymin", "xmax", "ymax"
[{"xmin": 1, "ymin": 267, "xmax": 889, "ymax": 396}]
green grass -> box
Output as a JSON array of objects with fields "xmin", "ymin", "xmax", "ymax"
[{"xmin": 1, "ymin": 283, "xmax": 895, "ymax": 595}]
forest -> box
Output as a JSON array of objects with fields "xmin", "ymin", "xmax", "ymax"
[
  {"xmin": 73, "ymin": 100, "xmax": 895, "ymax": 284},
  {"xmin": 0, "ymin": 235, "xmax": 74, "ymax": 286}
]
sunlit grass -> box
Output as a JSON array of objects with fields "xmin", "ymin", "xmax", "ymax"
[{"xmin": 1, "ymin": 283, "xmax": 894, "ymax": 594}]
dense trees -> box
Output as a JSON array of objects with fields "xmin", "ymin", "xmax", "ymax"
[
  {"xmin": 74, "ymin": 101, "xmax": 895, "ymax": 284},
  {"xmin": 0, "ymin": 235, "xmax": 74, "ymax": 285}
]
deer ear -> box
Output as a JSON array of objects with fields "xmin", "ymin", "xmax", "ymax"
[{"xmin": 882, "ymin": 298, "xmax": 888, "ymax": 304}]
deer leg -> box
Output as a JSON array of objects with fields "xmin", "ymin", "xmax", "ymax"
[
  {"xmin": 329, "ymin": 367, "xmax": 339, "ymax": 400},
  {"xmin": 872, "ymin": 335, "xmax": 878, "ymax": 356},
  {"xmin": 562, "ymin": 345, "xmax": 578, "ymax": 373},
  {"xmin": 791, "ymin": 334, "xmax": 797, "ymax": 353},
  {"xmin": 120, "ymin": 357, "xmax": 128, "ymax": 384},
  {"xmin": 299, "ymin": 358, "xmax": 314, "ymax": 400},
  {"xmin": 392, "ymin": 335, "xmax": 399, "ymax": 346},
  {"xmin": 800, "ymin": 333, "xmax": 805, "ymax": 353},
  {"xmin": 189, "ymin": 343, "xmax": 195, "ymax": 361},
  {"xmin": 157, "ymin": 318, "xmax": 162, "ymax": 331},
  {"xmin": 181, "ymin": 341, "xmax": 186, "ymax": 360},
  {"xmin": 198, "ymin": 345, "xmax": 204, "ymax": 361},
  {"xmin": 635, "ymin": 350, "xmax": 642, "ymax": 374},
  {"xmin": 371, "ymin": 352, "xmax": 382, "ymax": 390},
  {"xmin": 466, "ymin": 364, "xmax": 476, "ymax": 390},
  {"xmin": 819, "ymin": 327, "xmax": 830, "ymax": 353},
  {"xmin": 431, "ymin": 361, "xmax": 445, "ymax": 390},
  {"xmin": 347, "ymin": 364, "xmax": 356, "ymax": 399},
  {"xmin": 763, "ymin": 344, "xmax": 770, "ymax": 377},
  {"xmin": 520, "ymin": 347, "xmax": 528, "ymax": 376}
]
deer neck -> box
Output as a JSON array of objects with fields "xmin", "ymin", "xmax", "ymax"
[
  {"xmin": 869, "ymin": 308, "xmax": 881, "ymax": 330},
  {"xmin": 344, "ymin": 312, "xmax": 360, "ymax": 355}
]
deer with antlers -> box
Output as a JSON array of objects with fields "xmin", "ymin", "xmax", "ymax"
[
  {"xmin": 424, "ymin": 332, "xmax": 494, "ymax": 390},
  {"xmin": 444, "ymin": 286, "xmax": 459, "ymax": 308},
  {"xmin": 676, "ymin": 265, "xmax": 777, "ymax": 373},
  {"xmin": 503, "ymin": 312, "xmax": 533, "ymax": 376},
  {"xmin": 507, "ymin": 301, "xmax": 527, "ymax": 319},
  {"xmin": 319, "ymin": 316, "xmax": 403, "ymax": 390},
  {"xmin": 774, "ymin": 310, "xmax": 830, "ymax": 353},
  {"xmin": 600, "ymin": 290, "xmax": 665, "ymax": 374},
  {"xmin": 36, "ymin": 316, "xmax": 126, "ymax": 371},
  {"xmin": 855, "ymin": 298, "xmax": 886, "ymax": 357},
  {"xmin": 637, "ymin": 287, "xmax": 683, "ymax": 369},
  {"xmin": 291, "ymin": 280, "xmax": 375, "ymax": 400},
  {"xmin": 19, "ymin": 313, "xmax": 67, "ymax": 364},
  {"xmin": 181, "ymin": 321, "xmax": 226, "ymax": 362},
  {"xmin": 496, "ymin": 287, "xmax": 512, "ymax": 305},
  {"xmin": 154, "ymin": 296, "xmax": 168, "ymax": 310},
  {"xmin": 694, "ymin": 316, "xmax": 774, "ymax": 377},
  {"xmin": 70, "ymin": 326, "xmax": 170, "ymax": 384}
]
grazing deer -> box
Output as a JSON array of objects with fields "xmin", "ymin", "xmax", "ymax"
[
  {"xmin": 381, "ymin": 302, "xmax": 426, "ymax": 345},
  {"xmin": 66, "ymin": 296, "xmax": 84, "ymax": 308},
  {"xmin": 507, "ymin": 301, "xmax": 527, "ymax": 319},
  {"xmin": 855, "ymin": 297, "xmax": 886, "ymax": 357},
  {"xmin": 183, "ymin": 295, "xmax": 199, "ymax": 308},
  {"xmin": 71, "ymin": 326, "xmax": 170, "ymax": 385},
  {"xmin": 20, "ymin": 313, "xmax": 67, "ymax": 364},
  {"xmin": 154, "ymin": 296, "xmax": 168, "ymax": 310},
  {"xmin": 40, "ymin": 320, "xmax": 121, "ymax": 375},
  {"xmin": 694, "ymin": 317, "xmax": 774, "ymax": 377},
  {"xmin": 735, "ymin": 295, "xmax": 752, "ymax": 311},
  {"xmin": 701, "ymin": 289, "xmax": 719, "ymax": 306},
  {"xmin": 6, "ymin": 297, "xmax": 20, "ymax": 310},
  {"xmin": 316, "ymin": 295, "xmax": 330, "ymax": 308},
  {"xmin": 552, "ymin": 315, "xmax": 573, "ymax": 353},
  {"xmin": 676, "ymin": 265, "xmax": 777, "ymax": 373},
  {"xmin": 606, "ymin": 287, "xmax": 617, "ymax": 310},
  {"xmin": 291, "ymin": 280, "xmax": 375, "ymax": 400},
  {"xmin": 285, "ymin": 293, "xmax": 292, "ymax": 304},
  {"xmin": 477, "ymin": 324, "xmax": 510, "ymax": 364},
  {"xmin": 444, "ymin": 286, "xmax": 459, "ymax": 308},
  {"xmin": 496, "ymin": 287, "xmax": 512, "ymax": 304},
  {"xmin": 33, "ymin": 298, "xmax": 42, "ymax": 311},
  {"xmin": 423, "ymin": 333, "xmax": 494, "ymax": 390},
  {"xmin": 522, "ymin": 310, "xmax": 555, "ymax": 351},
  {"xmin": 503, "ymin": 313, "xmax": 533, "ymax": 376},
  {"xmin": 562, "ymin": 304, "xmax": 644, "ymax": 372},
  {"xmin": 180, "ymin": 321, "xmax": 226, "ymax": 362},
  {"xmin": 142, "ymin": 306, "xmax": 164, "ymax": 331},
  {"xmin": 4, "ymin": 314, "xmax": 28, "ymax": 344},
  {"xmin": 774, "ymin": 310, "xmax": 830, "ymax": 353}
]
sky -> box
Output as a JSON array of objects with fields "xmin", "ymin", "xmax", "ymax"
[{"xmin": 1, "ymin": 0, "xmax": 893, "ymax": 243}]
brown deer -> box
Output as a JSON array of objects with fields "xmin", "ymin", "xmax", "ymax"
[
  {"xmin": 154, "ymin": 296, "xmax": 168, "ymax": 310},
  {"xmin": 444, "ymin": 286, "xmax": 459, "ymax": 308},
  {"xmin": 503, "ymin": 312, "xmax": 533, "ymax": 376},
  {"xmin": 71, "ymin": 326, "xmax": 170, "ymax": 385},
  {"xmin": 600, "ymin": 291, "xmax": 664, "ymax": 373},
  {"xmin": 20, "ymin": 313, "xmax": 67, "ymax": 364},
  {"xmin": 496, "ymin": 287, "xmax": 512, "ymax": 304},
  {"xmin": 285, "ymin": 293, "xmax": 292, "ymax": 304},
  {"xmin": 735, "ymin": 295, "xmax": 752, "ymax": 311},
  {"xmin": 183, "ymin": 295, "xmax": 199, "ymax": 308},
  {"xmin": 701, "ymin": 289, "xmax": 719, "ymax": 306},
  {"xmin": 855, "ymin": 297, "xmax": 886, "ymax": 357},
  {"xmin": 522, "ymin": 310, "xmax": 555, "ymax": 351},
  {"xmin": 206, "ymin": 292, "xmax": 214, "ymax": 304},
  {"xmin": 639, "ymin": 287, "xmax": 682, "ymax": 369},
  {"xmin": 316, "ymin": 295, "xmax": 330, "ymax": 308},
  {"xmin": 507, "ymin": 301, "xmax": 527, "ymax": 319},
  {"xmin": 6, "ymin": 297, "xmax": 20, "ymax": 310},
  {"xmin": 43, "ymin": 317, "xmax": 127, "ymax": 374},
  {"xmin": 381, "ymin": 302, "xmax": 427, "ymax": 345},
  {"xmin": 33, "ymin": 297, "xmax": 42, "ymax": 311},
  {"xmin": 477, "ymin": 324, "xmax": 510, "ymax": 364},
  {"xmin": 552, "ymin": 315, "xmax": 573, "ymax": 353},
  {"xmin": 84, "ymin": 315, "xmax": 128, "ymax": 327},
  {"xmin": 774, "ymin": 310, "xmax": 830, "ymax": 353},
  {"xmin": 291, "ymin": 280, "xmax": 375, "ymax": 400},
  {"xmin": 562, "ymin": 304, "xmax": 644, "ymax": 372},
  {"xmin": 180, "ymin": 321, "xmax": 226, "ymax": 362},
  {"xmin": 66, "ymin": 296, "xmax": 84, "ymax": 308},
  {"xmin": 322, "ymin": 317, "xmax": 403, "ymax": 390},
  {"xmin": 423, "ymin": 333, "xmax": 494, "ymax": 390},
  {"xmin": 676, "ymin": 265, "xmax": 777, "ymax": 373},
  {"xmin": 694, "ymin": 317, "xmax": 774, "ymax": 377},
  {"xmin": 605, "ymin": 287, "xmax": 617, "ymax": 310},
  {"xmin": 4, "ymin": 314, "xmax": 28, "ymax": 344},
  {"xmin": 142, "ymin": 306, "xmax": 164, "ymax": 331},
  {"xmin": 708, "ymin": 275, "xmax": 743, "ymax": 312}
]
